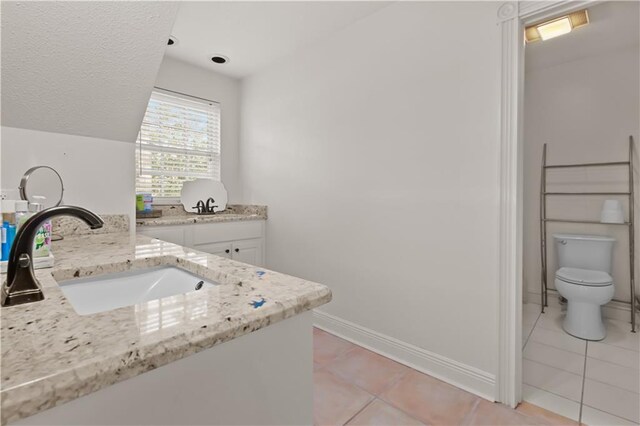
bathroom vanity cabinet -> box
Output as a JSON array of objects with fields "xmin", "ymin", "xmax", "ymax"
[
  {"xmin": 2, "ymin": 232, "xmax": 329, "ymax": 426},
  {"xmin": 12, "ymin": 312, "xmax": 314, "ymax": 426},
  {"xmin": 137, "ymin": 220, "xmax": 265, "ymax": 266}
]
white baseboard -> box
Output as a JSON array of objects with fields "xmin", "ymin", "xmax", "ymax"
[
  {"xmin": 525, "ymin": 290, "xmax": 637, "ymax": 324},
  {"xmin": 313, "ymin": 310, "xmax": 496, "ymax": 402}
]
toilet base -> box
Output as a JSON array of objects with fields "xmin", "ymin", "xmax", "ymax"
[{"xmin": 563, "ymin": 301, "xmax": 606, "ymax": 341}]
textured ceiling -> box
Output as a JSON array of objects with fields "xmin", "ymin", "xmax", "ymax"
[
  {"xmin": 1, "ymin": 1, "xmax": 179, "ymax": 142},
  {"xmin": 165, "ymin": 1, "xmax": 391, "ymax": 78}
]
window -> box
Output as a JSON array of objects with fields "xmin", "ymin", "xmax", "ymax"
[{"xmin": 136, "ymin": 88, "xmax": 221, "ymax": 200}]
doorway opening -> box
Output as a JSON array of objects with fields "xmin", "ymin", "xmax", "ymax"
[{"xmin": 519, "ymin": 2, "xmax": 639, "ymax": 424}]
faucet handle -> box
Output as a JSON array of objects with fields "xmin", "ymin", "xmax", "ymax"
[
  {"xmin": 18, "ymin": 254, "xmax": 31, "ymax": 268},
  {"xmin": 205, "ymin": 197, "xmax": 217, "ymax": 213},
  {"xmin": 192, "ymin": 200, "xmax": 206, "ymax": 214}
]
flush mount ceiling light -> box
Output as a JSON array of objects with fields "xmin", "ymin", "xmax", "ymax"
[
  {"xmin": 168, "ymin": 36, "xmax": 178, "ymax": 46},
  {"xmin": 211, "ymin": 55, "xmax": 229, "ymax": 64},
  {"xmin": 525, "ymin": 9, "xmax": 589, "ymax": 43}
]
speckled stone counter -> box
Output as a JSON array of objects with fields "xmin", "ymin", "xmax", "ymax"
[
  {"xmin": 53, "ymin": 214, "xmax": 129, "ymax": 236},
  {"xmin": 0, "ymin": 232, "xmax": 330, "ymax": 425},
  {"xmin": 136, "ymin": 204, "xmax": 267, "ymax": 227}
]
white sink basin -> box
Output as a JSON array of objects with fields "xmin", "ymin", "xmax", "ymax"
[{"xmin": 58, "ymin": 266, "xmax": 218, "ymax": 315}]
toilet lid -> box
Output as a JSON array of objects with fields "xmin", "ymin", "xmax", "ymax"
[{"xmin": 556, "ymin": 267, "xmax": 613, "ymax": 286}]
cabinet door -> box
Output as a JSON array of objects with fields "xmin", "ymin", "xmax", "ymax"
[
  {"xmin": 194, "ymin": 242, "xmax": 232, "ymax": 259},
  {"xmin": 231, "ymin": 239, "xmax": 264, "ymax": 266},
  {"xmin": 138, "ymin": 226, "xmax": 185, "ymax": 246}
]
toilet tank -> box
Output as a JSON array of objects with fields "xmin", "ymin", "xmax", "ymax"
[{"xmin": 553, "ymin": 234, "xmax": 615, "ymax": 273}]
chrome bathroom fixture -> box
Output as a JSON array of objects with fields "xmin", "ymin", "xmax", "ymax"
[
  {"xmin": 540, "ymin": 136, "xmax": 636, "ymax": 332},
  {"xmin": 192, "ymin": 197, "xmax": 219, "ymax": 215},
  {"xmin": 1, "ymin": 206, "xmax": 104, "ymax": 307}
]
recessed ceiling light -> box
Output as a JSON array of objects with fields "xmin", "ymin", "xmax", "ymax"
[
  {"xmin": 211, "ymin": 55, "xmax": 229, "ymax": 64},
  {"xmin": 525, "ymin": 9, "xmax": 589, "ymax": 43},
  {"xmin": 168, "ymin": 36, "xmax": 178, "ymax": 46}
]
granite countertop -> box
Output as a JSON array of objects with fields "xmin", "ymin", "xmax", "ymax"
[
  {"xmin": 136, "ymin": 204, "xmax": 267, "ymax": 227},
  {"xmin": 0, "ymin": 232, "xmax": 330, "ymax": 425}
]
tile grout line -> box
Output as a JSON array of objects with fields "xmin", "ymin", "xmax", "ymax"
[
  {"xmin": 523, "ymin": 324, "xmax": 638, "ymax": 424},
  {"xmin": 320, "ymin": 336, "xmax": 461, "ymax": 426},
  {"xmin": 376, "ymin": 395, "xmax": 428, "ymax": 426},
  {"xmin": 319, "ymin": 350, "xmax": 572, "ymax": 425},
  {"xmin": 578, "ymin": 341, "xmax": 588, "ymax": 425},
  {"xmin": 315, "ymin": 345, "xmax": 375, "ymax": 426},
  {"xmin": 322, "ymin": 349, "xmax": 410, "ymax": 398},
  {"xmin": 523, "ymin": 308, "xmax": 542, "ymax": 349},
  {"xmin": 523, "ymin": 358, "xmax": 584, "ymax": 380},
  {"xmin": 514, "ymin": 404, "xmax": 557, "ymax": 425},
  {"xmin": 588, "ymin": 340, "xmax": 640, "ymax": 354},
  {"xmin": 459, "ymin": 398, "xmax": 482, "ymax": 425},
  {"xmin": 329, "ymin": 362, "xmax": 420, "ymax": 424},
  {"xmin": 523, "ymin": 382, "xmax": 584, "ymax": 416},
  {"xmin": 584, "ymin": 348, "xmax": 640, "ymax": 371},
  {"xmin": 341, "ymin": 397, "xmax": 375, "ymax": 426},
  {"xmin": 525, "ymin": 343, "xmax": 639, "ymax": 395},
  {"xmin": 321, "ymin": 325, "xmax": 588, "ymax": 425},
  {"xmin": 522, "ymin": 316, "xmax": 640, "ymax": 389},
  {"xmin": 580, "ymin": 401, "xmax": 640, "ymax": 424},
  {"xmin": 374, "ymin": 371, "xmax": 429, "ymax": 425},
  {"xmin": 522, "ymin": 312, "xmax": 587, "ymax": 424},
  {"xmin": 318, "ymin": 341, "xmax": 418, "ymax": 426},
  {"xmin": 523, "ymin": 336, "xmax": 587, "ymax": 357},
  {"xmin": 572, "ymin": 368, "xmax": 640, "ymax": 395}
]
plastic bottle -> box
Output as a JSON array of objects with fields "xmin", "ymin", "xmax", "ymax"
[
  {"xmin": 15, "ymin": 200, "xmax": 30, "ymax": 230},
  {"xmin": 3, "ymin": 221, "xmax": 16, "ymax": 259},
  {"xmin": 2, "ymin": 201, "xmax": 17, "ymax": 261},
  {"xmin": 29, "ymin": 202, "xmax": 51, "ymax": 258},
  {"xmin": 0, "ymin": 203, "xmax": 7, "ymax": 261},
  {"xmin": 1, "ymin": 224, "xmax": 6, "ymax": 261},
  {"xmin": 2, "ymin": 200, "xmax": 16, "ymax": 225},
  {"xmin": 28, "ymin": 203, "xmax": 41, "ymax": 214},
  {"xmin": 143, "ymin": 194, "xmax": 153, "ymax": 212}
]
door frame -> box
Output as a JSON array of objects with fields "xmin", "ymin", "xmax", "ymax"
[{"xmin": 496, "ymin": 0, "xmax": 603, "ymax": 407}]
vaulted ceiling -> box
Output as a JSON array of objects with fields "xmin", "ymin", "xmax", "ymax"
[{"xmin": 1, "ymin": 1, "xmax": 179, "ymax": 142}]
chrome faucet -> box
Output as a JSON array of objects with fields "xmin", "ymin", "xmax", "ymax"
[{"xmin": 1, "ymin": 206, "xmax": 104, "ymax": 307}]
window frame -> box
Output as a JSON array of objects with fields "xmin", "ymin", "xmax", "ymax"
[{"xmin": 136, "ymin": 87, "xmax": 222, "ymax": 205}]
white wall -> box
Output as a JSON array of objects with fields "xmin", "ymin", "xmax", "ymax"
[
  {"xmin": 241, "ymin": 2, "xmax": 501, "ymax": 394},
  {"xmin": 1, "ymin": 127, "xmax": 135, "ymax": 221},
  {"xmin": 523, "ymin": 46, "xmax": 640, "ymax": 304},
  {"xmin": 154, "ymin": 57, "xmax": 243, "ymax": 203}
]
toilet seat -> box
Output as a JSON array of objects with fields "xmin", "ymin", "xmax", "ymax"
[{"xmin": 556, "ymin": 267, "xmax": 613, "ymax": 287}]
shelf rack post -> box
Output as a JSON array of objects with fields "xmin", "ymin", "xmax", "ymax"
[
  {"xmin": 629, "ymin": 136, "xmax": 636, "ymax": 332},
  {"xmin": 540, "ymin": 144, "xmax": 548, "ymax": 313}
]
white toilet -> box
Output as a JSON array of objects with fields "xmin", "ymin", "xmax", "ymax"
[{"xmin": 553, "ymin": 234, "xmax": 616, "ymax": 341}]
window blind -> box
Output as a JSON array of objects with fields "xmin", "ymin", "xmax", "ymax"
[{"xmin": 136, "ymin": 89, "xmax": 221, "ymax": 199}]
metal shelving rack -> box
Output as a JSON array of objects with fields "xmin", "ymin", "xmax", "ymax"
[{"xmin": 540, "ymin": 136, "xmax": 636, "ymax": 333}]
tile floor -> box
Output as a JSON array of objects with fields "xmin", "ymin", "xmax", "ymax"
[
  {"xmin": 313, "ymin": 327, "xmax": 578, "ymax": 426},
  {"xmin": 522, "ymin": 303, "xmax": 640, "ymax": 426}
]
